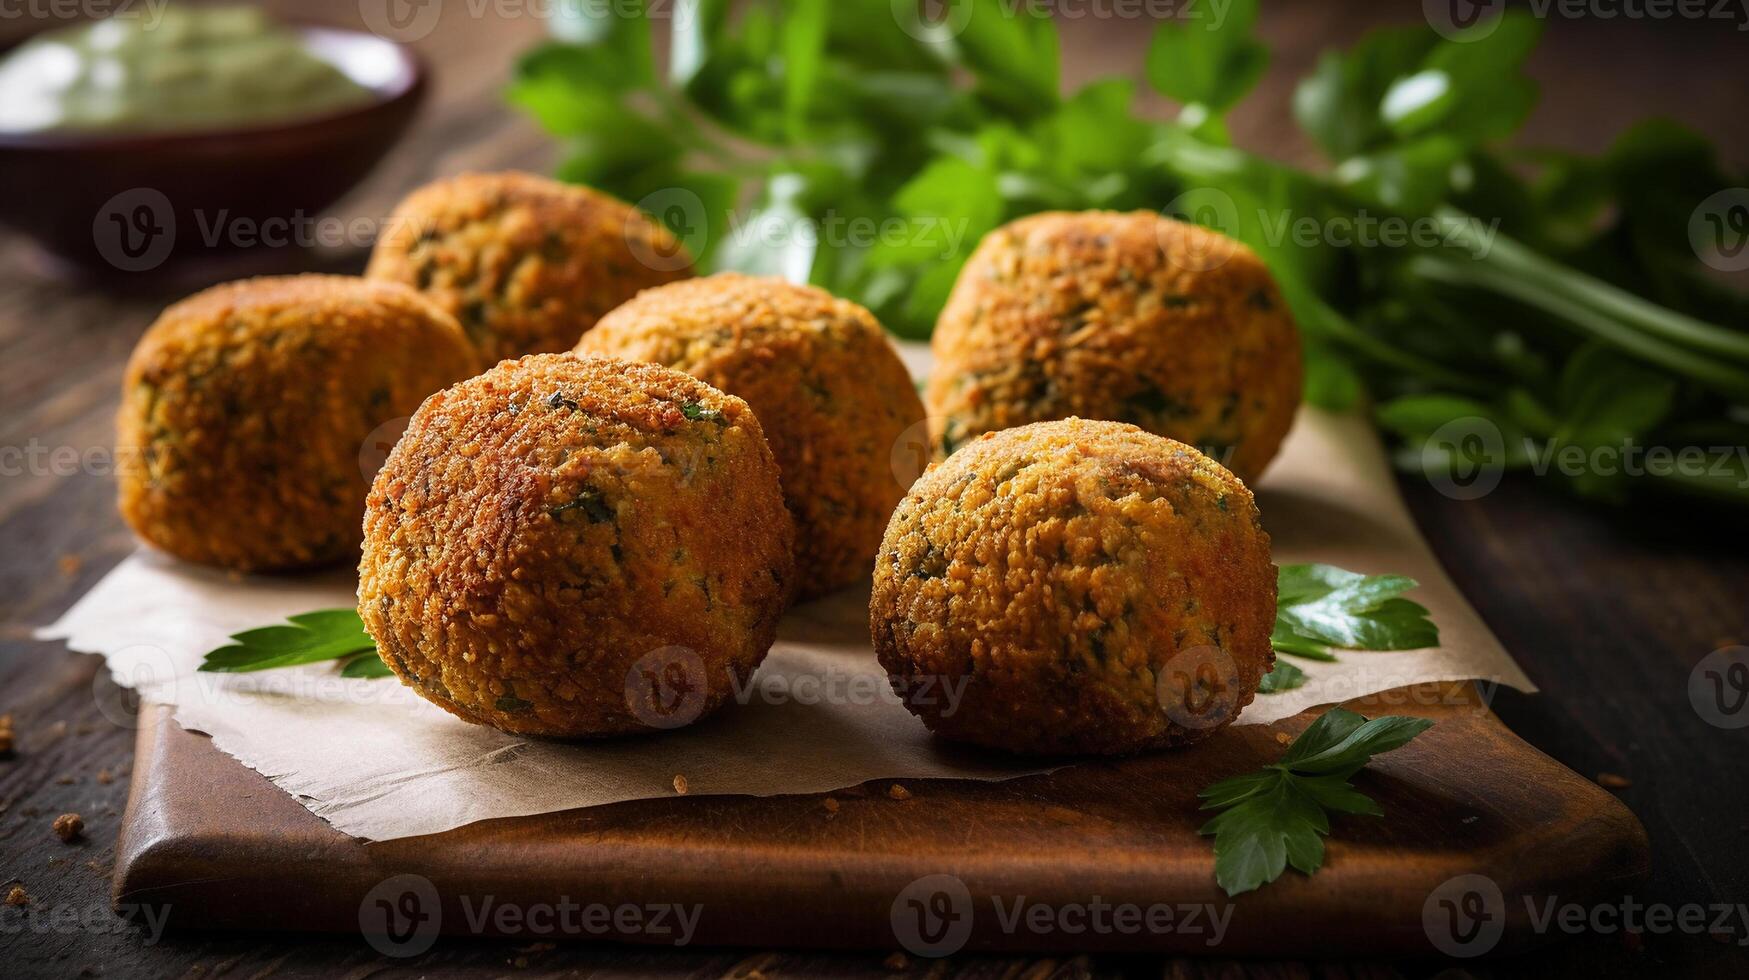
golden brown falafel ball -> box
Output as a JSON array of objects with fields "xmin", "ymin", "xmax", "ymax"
[
  {"xmin": 870, "ymin": 418, "xmax": 1275, "ymax": 756},
  {"xmin": 116, "ymin": 275, "xmax": 478, "ymax": 572},
  {"xmin": 365, "ymin": 171, "xmax": 692, "ymax": 363},
  {"xmin": 927, "ymin": 211, "xmax": 1302, "ymax": 483},
  {"xmin": 358, "ymin": 353, "xmax": 795, "ymax": 737},
  {"xmin": 579, "ymin": 274, "xmax": 927, "ymax": 599}
]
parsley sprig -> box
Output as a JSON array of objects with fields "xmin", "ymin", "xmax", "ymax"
[
  {"xmin": 199, "ymin": 609, "xmax": 389, "ymax": 678},
  {"xmin": 512, "ymin": 0, "xmax": 1749, "ymax": 508},
  {"xmin": 1199, "ymin": 707, "xmax": 1433, "ymax": 896},
  {"xmin": 1261, "ymin": 563, "xmax": 1438, "ymax": 693}
]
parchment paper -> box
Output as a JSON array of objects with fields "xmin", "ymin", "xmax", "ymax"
[{"xmin": 38, "ymin": 346, "xmax": 1533, "ymax": 841}]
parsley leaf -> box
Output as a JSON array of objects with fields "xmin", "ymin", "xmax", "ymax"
[
  {"xmin": 1199, "ymin": 707, "xmax": 1433, "ymax": 895},
  {"xmin": 1257, "ymin": 563, "xmax": 1439, "ymax": 693},
  {"xmin": 1255, "ymin": 659, "xmax": 1305, "ymax": 693},
  {"xmin": 1145, "ymin": 0, "xmax": 1267, "ymax": 114},
  {"xmin": 680, "ymin": 400, "xmax": 726, "ymax": 423},
  {"xmin": 200, "ymin": 609, "xmax": 388, "ymax": 678}
]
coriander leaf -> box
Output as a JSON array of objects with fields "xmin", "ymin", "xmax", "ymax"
[
  {"xmin": 200, "ymin": 609, "xmax": 376, "ymax": 674},
  {"xmin": 1144, "ymin": 0, "xmax": 1267, "ymax": 113},
  {"xmin": 680, "ymin": 401, "xmax": 726, "ymax": 423},
  {"xmin": 952, "ymin": 0, "xmax": 1061, "ymax": 118},
  {"xmin": 1257, "ymin": 659, "xmax": 1306, "ymax": 693},
  {"xmin": 1274, "ymin": 562, "xmax": 1439, "ymax": 653},
  {"xmin": 1275, "ymin": 704, "xmax": 1370, "ymax": 764},
  {"xmin": 341, "ymin": 652, "xmax": 394, "ymax": 679},
  {"xmin": 1303, "ymin": 342, "xmax": 1364, "ymax": 411},
  {"xmin": 780, "ymin": 0, "xmax": 827, "ymax": 140},
  {"xmin": 1198, "ymin": 708, "xmax": 1433, "ymax": 895},
  {"xmin": 1283, "ymin": 713, "xmax": 1436, "ymax": 776}
]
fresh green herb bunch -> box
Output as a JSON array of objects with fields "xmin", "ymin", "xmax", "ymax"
[{"xmin": 513, "ymin": 0, "xmax": 1748, "ymax": 506}]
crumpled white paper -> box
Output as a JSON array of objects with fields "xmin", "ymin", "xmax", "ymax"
[{"xmin": 39, "ymin": 347, "xmax": 1533, "ymax": 841}]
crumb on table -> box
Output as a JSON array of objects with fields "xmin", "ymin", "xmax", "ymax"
[
  {"xmin": 4, "ymin": 885, "xmax": 26, "ymax": 907},
  {"xmin": 53, "ymin": 812, "xmax": 84, "ymax": 843},
  {"xmin": 1597, "ymin": 772, "xmax": 1632, "ymax": 790},
  {"xmin": 672, "ymin": 774, "xmax": 689, "ymax": 796},
  {"xmin": 887, "ymin": 784, "xmax": 912, "ymax": 801}
]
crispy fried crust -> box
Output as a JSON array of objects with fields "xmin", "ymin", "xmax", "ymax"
[
  {"xmin": 579, "ymin": 274, "xmax": 927, "ymax": 598},
  {"xmin": 366, "ymin": 171, "xmax": 693, "ymax": 363},
  {"xmin": 358, "ymin": 353, "xmax": 795, "ymax": 737},
  {"xmin": 115, "ymin": 275, "xmax": 479, "ymax": 572},
  {"xmin": 869, "ymin": 418, "xmax": 1276, "ymax": 756},
  {"xmin": 927, "ymin": 211, "xmax": 1302, "ymax": 482}
]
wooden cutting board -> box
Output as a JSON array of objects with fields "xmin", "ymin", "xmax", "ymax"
[{"xmin": 112, "ymin": 685, "xmax": 1647, "ymax": 957}]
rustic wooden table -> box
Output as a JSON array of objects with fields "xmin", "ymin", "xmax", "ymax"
[{"xmin": 2, "ymin": 2, "xmax": 1745, "ymax": 977}]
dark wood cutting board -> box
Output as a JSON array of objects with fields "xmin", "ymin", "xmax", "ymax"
[{"xmin": 112, "ymin": 683, "xmax": 1648, "ymax": 957}]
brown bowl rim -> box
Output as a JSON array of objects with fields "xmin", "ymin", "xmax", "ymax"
[{"xmin": 0, "ymin": 24, "xmax": 428, "ymax": 152}]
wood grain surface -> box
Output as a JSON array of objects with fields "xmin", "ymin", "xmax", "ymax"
[
  {"xmin": 3, "ymin": 2, "xmax": 1747, "ymax": 978},
  {"xmin": 109, "ymin": 687, "xmax": 1647, "ymax": 957}
]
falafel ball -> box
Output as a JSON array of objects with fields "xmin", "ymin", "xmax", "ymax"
[
  {"xmin": 579, "ymin": 274, "xmax": 927, "ymax": 599},
  {"xmin": 927, "ymin": 211, "xmax": 1302, "ymax": 483},
  {"xmin": 358, "ymin": 353, "xmax": 795, "ymax": 737},
  {"xmin": 365, "ymin": 171, "xmax": 693, "ymax": 364},
  {"xmin": 116, "ymin": 275, "xmax": 478, "ymax": 572},
  {"xmin": 870, "ymin": 418, "xmax": 1275, "ymax": 756}
]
